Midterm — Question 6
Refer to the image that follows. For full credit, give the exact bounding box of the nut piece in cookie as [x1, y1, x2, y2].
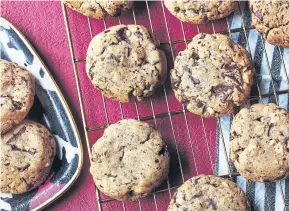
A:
[86, 25, 167, 102]
[164, 0, 237, 24]
[0, 59, 35, 134]
[64, 0, 133, 19]
[168, 175, 250, 211]
[230, 103, 289, 182]
[90, 119, 170, 201]
[249, 0, 289, 48]
[170, 33, 253, 117]
[1, 120, 56, 194]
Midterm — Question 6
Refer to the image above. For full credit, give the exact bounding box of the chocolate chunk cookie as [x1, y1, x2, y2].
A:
[230, 103, 289, 182]
[164, 0, 237, 24]
[168, 175, 250, 211]
[171, 33, 253, 117]
[1, 120, 56, 194]
[0, 59, 35, 134]
[90, 119, 170, 201]
[86, 25, 167, 102]
[249, 0, 289, 48]
[64, 0, 133, 19]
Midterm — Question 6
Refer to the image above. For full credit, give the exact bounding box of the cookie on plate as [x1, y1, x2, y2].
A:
[168, 175, 250, 211]
[86, 25, 167, 102]
[1, 120, 56, 194]
[230, 103, 289, 182]
[90, 119, 170, 201]
[170, 33, 253, 117]
[64, 0, 133, 19]
[249, 0, 289, 48]
[164, 0, 237, 24]
[0, 59, 35, 134]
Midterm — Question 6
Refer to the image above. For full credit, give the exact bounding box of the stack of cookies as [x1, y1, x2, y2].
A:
[0, 59, 56, 194]
[63, 0, 289, 210]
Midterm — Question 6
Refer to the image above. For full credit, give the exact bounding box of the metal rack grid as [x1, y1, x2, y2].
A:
[61, 1, 289, 211]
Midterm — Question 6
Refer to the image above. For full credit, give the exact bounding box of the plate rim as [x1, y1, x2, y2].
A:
[0, 17, 84, 211]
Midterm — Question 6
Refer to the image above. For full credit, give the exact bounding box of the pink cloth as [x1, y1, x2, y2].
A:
[2, 1, 220, 210]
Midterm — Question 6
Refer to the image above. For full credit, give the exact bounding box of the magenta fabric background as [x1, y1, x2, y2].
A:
[1, 1, 226, 210]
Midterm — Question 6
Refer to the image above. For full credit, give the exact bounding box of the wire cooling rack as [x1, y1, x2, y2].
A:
[61, 1, 289, 211]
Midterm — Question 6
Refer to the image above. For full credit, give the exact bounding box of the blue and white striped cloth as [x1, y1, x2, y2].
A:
[216, 2, 289, 211]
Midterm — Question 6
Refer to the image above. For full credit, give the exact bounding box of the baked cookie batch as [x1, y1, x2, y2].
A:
[0, 59, 56, 194]
[1, 0, 288, 210]
[67, 0, 288, 209]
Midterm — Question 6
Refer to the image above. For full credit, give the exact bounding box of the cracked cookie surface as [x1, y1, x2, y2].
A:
[170, 33, 253, 117]
[86, 24, 167, 102]
[1, 120, 56, 194]
[249, 0, 289, 48]
[164, 0, 237, 24]
[64, 0, 133, 19]
[230, 103, 289, 182]
[0, 59, 35, 134]
[168, 175, 249, 211]
[90, 119, 170, 201]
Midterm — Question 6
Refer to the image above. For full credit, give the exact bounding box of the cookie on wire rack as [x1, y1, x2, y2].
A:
[249, 0, 289, 48]
[90, 119, 170, 201]
[164, 0, 237, 24]
[168, 175, 250, 211]
[230, 103, 289, 182]
[170, 33, 253, 117]
[64, 0, 133, 19]
[0, 59, 35, 134]
[86, 24, 167, 103]
[1, 120, 56, 194]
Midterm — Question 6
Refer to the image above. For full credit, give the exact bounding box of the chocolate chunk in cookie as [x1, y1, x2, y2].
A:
[230, 103, 289, 182]
[249, 0, 289, 47]
[164, 1, 237, 24]
[86, 25, 167, 102]
[64, 0, 133, 19]
[0, 59, 35, 134]
[168, 175, 250, 211]
[1, 120, 56, 194]
[90, 119, 170, 201]
[170, 33, 253, 117]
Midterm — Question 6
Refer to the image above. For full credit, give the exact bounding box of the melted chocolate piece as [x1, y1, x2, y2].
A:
[134, 31, 144, 41]
[6, 127, 26, 144]
[267, 123, 273, 136]
[17, 164, 30, 172]
[116, 28, 131, 44]
[127, 47, 132, 56]
[183, 66, 200, 84]
[28, 148, 37, 155]
[212, 84, 233, 103]
[209, 183, 218, 188]
[110, 54, 120, 63]
[190, 75, 200, 85]
[183, 66, 191, 73]
[9, 144, 37, 155]
[207, 198, 217, 210]
[191, 193, 203, 199]
[194, 100, 204, 108]
[245, 169, 252, 174]
[20, 177, 33, 190]
[12, 101, 23, 110]
[221, 63, 243, 86]
[89, 7, 96, 13]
